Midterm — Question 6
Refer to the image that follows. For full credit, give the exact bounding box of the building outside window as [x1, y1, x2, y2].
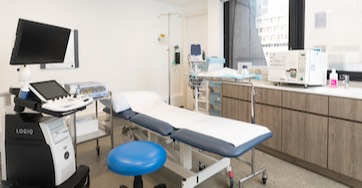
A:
[255, 0, 289, 64]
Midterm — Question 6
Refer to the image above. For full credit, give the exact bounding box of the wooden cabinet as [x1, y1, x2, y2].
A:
[254, 87, 282, 151]
[282, 109, 328, 167]
[328, 97, 362, 181]
[328, 118, 362, 181]
[222, 83, 251, 122]
[221, 83, 362, 186]
[255, 104, 282, 151]
[281, 91, 328, 167]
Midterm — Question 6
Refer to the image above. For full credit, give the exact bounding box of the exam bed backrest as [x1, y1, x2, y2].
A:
[171, 129, 273, 158]
[103, 107, 175, 136]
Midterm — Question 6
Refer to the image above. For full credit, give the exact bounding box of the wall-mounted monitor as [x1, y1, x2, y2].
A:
[10, 19, 71, 65]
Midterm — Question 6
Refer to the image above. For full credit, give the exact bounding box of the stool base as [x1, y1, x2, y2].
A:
[118, 175, 166, 188]
[134, 176, 143, 188]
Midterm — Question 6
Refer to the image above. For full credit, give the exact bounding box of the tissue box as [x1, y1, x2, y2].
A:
[74, 115, 99, 137]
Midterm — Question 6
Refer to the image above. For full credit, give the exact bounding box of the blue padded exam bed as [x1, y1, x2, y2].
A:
[106, 91, 272, 188]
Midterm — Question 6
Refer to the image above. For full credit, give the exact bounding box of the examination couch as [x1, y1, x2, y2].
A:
[104, 91, 272, 188]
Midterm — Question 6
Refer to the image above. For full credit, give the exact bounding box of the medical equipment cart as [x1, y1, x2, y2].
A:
[75, 92, 114, 155]
[188, 74, 209, 113]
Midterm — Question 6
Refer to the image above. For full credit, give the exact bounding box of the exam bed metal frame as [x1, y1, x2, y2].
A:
[106, 82, 271, 188]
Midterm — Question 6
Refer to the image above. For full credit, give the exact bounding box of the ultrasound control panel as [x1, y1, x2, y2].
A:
[41, 94, 93, 112]
[28, 80, 93, 112]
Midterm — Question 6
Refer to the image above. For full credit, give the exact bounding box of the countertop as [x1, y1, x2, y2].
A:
[226, 80, 362, 100]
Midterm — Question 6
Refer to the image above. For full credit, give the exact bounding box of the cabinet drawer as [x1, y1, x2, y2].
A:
[255, 87, 282, 106]
[329, 97, 362, 122]
[209, 92, 221, 105]
[282, 91, 328, 115]
[209, 81, 222, 90]
[209, 103, 221, 111]
[222, 83, 250, 100]
[328, 118, 362, 180]
[209, 109, 221, 116]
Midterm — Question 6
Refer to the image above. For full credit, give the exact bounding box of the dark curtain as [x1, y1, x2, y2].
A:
[227, 0, 267, 69]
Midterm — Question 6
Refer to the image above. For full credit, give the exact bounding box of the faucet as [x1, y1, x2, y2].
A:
[341, 74, 350, 88]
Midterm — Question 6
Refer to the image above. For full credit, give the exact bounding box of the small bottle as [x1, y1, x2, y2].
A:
[18, 83, 30, 99]
[329, 69, 338, 88]
[14, 83, 30, 112]
[241, 65, 249, 77]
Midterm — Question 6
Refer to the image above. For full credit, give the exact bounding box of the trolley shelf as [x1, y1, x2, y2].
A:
[76, 126, 110, 144]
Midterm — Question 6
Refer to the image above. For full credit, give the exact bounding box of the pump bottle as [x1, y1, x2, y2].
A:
[329, 69, 338, 88]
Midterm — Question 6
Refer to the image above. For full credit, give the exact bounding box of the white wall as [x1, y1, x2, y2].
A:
[0, 0, 182, 99]
[180, 0, 224, 109]
[208, 0, 224, 57]
[0, 1, 225, 114]
[0, 0, 186, 129]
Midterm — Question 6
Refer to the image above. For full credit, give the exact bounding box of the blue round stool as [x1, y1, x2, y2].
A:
[107, 141, 167, 188]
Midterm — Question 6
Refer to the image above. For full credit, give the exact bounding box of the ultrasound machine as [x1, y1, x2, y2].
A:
[2, 18, 92, 187]
[2, 80, 93, 187]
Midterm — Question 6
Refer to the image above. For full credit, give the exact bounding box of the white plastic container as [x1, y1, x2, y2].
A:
[241, 65, 249, 77]
[329, 68, 338, 88]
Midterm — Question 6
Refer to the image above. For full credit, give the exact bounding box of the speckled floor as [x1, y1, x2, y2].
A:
[0, 119, 349, 188]
[76, 121, 349, 188]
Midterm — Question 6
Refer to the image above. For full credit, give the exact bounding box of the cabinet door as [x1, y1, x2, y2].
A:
[222, 97, 250, 122]
[328, 118, 362, 181]
[255, 104, 282, 151]
[282, 109, 328, 167]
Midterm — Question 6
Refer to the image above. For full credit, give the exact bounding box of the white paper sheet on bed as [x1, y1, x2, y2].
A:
[121, 91, 271, 147]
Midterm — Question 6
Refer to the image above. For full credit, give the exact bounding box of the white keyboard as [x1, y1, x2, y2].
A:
[41, 95, 93, 112]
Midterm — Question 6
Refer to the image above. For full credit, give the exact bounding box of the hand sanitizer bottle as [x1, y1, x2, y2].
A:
[329, 69, 338, 88]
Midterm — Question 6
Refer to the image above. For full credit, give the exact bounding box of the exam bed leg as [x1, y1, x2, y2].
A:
[238, 148, 268, 188]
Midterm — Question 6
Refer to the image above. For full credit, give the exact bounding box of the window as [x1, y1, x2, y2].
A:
[305, 0, 362, 72]
[256, 0, 289, 61]
[224, 0, 290, 68]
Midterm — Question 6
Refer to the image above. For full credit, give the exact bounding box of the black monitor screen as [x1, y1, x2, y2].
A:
[10, 19, 71, 65]
[30, 80, 69, 100]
